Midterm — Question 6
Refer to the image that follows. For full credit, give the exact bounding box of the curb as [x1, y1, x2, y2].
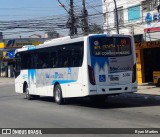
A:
[138, 86, 155, 90]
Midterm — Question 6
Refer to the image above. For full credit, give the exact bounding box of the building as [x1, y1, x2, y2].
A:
[102, 0, 160, 84]
[44, 31, 60, 39]
[0, 31, 60, 77]
[0, 38, 46, 77]
[102, 0, 160, 36]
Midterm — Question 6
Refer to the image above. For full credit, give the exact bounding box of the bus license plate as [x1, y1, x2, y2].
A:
[110, 77, 119, 81]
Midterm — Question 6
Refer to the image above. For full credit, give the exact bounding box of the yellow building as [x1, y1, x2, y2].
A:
[136, 41, 160, 84]
[0, 42, 5, 59]
[0, 42, 5, 48]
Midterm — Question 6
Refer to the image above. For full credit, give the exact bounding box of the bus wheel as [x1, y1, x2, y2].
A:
[54, 84, 64, 105]
[25, 85, 32, 100]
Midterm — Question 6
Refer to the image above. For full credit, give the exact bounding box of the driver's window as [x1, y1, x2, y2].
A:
[15, 53, 21, 72]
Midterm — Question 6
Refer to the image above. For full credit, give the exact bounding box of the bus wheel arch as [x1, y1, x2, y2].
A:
[54, 83, 64, 105]
[23, 81, 28, 93]
[23, 81, 32, 100]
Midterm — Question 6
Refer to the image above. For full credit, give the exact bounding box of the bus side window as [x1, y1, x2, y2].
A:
[15, 53, 21, 71]
[63, 58, 68, 67]
[50, 47, 58, 68]
[57, 47, 66, 68]
[37, 49, 49, 69]
[52, 57, 58, 68]
[72, 50, 81, 67]
[16, 58, 21, 71]
[14, 53, 21, 78]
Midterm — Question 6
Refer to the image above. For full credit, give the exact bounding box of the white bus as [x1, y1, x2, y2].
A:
[15, 34, 137, 104]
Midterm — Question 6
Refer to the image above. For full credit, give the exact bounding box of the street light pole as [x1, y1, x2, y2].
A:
[113, 0, 119, 34]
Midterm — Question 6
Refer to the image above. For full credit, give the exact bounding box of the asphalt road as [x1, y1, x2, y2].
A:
[0, 82, 160, 137]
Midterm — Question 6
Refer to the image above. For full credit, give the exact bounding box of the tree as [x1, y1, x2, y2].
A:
[85, 24, 103, 35]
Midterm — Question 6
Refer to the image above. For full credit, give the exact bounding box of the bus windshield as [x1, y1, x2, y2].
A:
[91, 37, 131, 57]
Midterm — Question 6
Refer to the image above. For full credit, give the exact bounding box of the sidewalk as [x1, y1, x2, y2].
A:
[137, 83, 160, 96]
[0, 77, 14, 85]
[0, 77, 160, 95]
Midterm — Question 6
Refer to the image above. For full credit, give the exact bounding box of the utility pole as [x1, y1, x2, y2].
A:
[113, 0, 119, 34]
[57, 0, 77, 36]
[82, 0, 88, 34]
[69, 0, 77, 36]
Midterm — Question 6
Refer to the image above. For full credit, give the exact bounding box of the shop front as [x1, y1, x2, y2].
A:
[136, 41, 160, 84]
[0, 38, 45, 77]
[0, 42, 9, 77]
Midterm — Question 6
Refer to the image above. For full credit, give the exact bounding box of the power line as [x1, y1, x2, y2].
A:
[1, 0, 153, 38]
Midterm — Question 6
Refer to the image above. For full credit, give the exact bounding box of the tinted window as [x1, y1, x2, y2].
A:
[15, 53, 21, 71]
[50, 42, 84, 68]
[21, 41, 84, 70]
[21, 51, 37, 69]
[49, 47, 58, 68]
[37, 49, 50, 69]
[91, 37, 131, 57]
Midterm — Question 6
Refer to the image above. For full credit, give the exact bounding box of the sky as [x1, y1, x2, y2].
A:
[0, 0, 103, 38]
[0, 0, 65, 20]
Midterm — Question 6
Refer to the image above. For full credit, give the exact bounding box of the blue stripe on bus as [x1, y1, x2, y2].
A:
[52, 80, 76, 85]
[28, 69, 36, 81]
[28, 46, 36, 50]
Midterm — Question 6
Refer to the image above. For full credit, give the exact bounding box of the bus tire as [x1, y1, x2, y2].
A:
[54, 84, 64, 105]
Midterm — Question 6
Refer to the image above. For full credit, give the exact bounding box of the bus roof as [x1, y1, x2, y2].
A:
[15, 36, 85, 53]
[15, 34, 132, 53]
[43, 36, 84, 45]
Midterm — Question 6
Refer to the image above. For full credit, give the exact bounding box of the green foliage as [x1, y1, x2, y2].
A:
[85, 24, 103, 35]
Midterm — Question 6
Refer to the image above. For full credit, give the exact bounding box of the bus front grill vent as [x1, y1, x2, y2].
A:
[109, 88, 122, 91]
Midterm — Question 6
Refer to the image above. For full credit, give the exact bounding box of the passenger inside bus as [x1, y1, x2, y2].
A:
[63, 59, 68, 67]
[42, 62, 47, 68]
[52, 58, 58, 68]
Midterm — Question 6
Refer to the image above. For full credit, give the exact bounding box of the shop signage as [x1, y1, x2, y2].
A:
[5, 40, 42, 47]
[144, 12, 160, 33]
[136, 41, 160, 49]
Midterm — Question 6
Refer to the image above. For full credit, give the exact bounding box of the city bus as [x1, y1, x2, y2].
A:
[14, 34, 137, 104]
